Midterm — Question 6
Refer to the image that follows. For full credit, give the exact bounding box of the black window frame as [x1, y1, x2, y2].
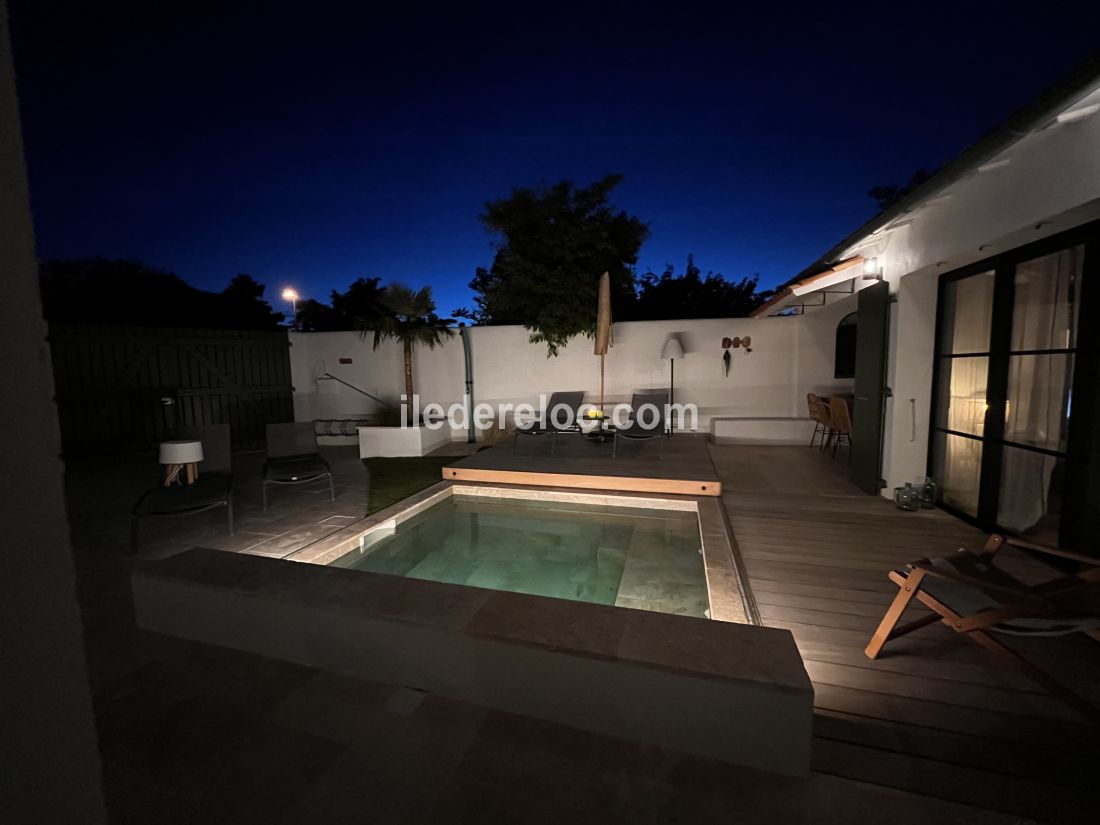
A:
[929, 218, 1100, 549]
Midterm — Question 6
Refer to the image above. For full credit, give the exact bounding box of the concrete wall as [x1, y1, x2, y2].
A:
[133, 548, 814, 777]
[0, 4, 108, 820]
[289, 315, 842, 438]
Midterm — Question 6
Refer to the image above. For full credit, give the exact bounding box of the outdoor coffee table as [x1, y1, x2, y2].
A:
[582, 418, 616, 444]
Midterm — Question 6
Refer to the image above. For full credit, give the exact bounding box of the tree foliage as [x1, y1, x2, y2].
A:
[297, 277, 386, 331]
[867, 167, 935, 212]
[460, 174, 649, 356]
[39, 258, 284, 329]
[365, 283, 454, 423]
[633, 255, 772, 320]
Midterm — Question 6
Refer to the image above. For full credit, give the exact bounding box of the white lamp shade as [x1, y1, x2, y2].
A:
[159, 439, 204, 464]
[660, 336, 684, 360]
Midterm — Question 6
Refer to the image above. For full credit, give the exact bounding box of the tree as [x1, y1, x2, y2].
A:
[38, 258, 285, 330]
[331, 277, 386, 329]
[633, 255, 773, 320]
[365, 283, 454, 424]
[218, 274, 285, 329]
[297, 277, 386, 332]
[867, 167, 935, 212]
[295, 298, 345, 332]
[460, 174, 649, 355]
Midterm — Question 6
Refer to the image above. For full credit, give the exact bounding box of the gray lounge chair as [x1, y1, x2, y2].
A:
[131, 423, 233, 550]
[512, 391, 586, 455]
[262, 422, 335, 510]
[612, 392, 668, 458]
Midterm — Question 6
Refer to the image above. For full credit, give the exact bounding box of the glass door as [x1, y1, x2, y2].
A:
[995, 246, 1082, 541]
[933, 270, 995, 517]
[932, 225, 1095, 547]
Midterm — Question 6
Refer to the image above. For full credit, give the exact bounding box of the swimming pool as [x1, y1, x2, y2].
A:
[286, 483, 752, 624]
[329, 494, 710, 617]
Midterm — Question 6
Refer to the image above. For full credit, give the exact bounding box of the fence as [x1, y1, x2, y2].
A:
[48, 324, 294, 465]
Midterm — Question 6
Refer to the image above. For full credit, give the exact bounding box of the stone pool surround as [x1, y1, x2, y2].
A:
[132, 547, 813, 776]
[285, 481, 755, 624]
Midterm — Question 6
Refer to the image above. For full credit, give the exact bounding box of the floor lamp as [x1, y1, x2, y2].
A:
[660, 335, 683, 435]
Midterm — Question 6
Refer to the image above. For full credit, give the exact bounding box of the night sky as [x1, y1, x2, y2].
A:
[11, 1, 1100, 315]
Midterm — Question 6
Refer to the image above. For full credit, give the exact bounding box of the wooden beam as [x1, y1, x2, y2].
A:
[750, 255, 866, 318]
[442, 466, 721, 496]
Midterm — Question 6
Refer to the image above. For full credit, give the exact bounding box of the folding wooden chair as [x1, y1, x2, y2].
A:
[865, 533, 1100, 721]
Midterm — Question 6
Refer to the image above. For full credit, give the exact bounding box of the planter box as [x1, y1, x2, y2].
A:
[358, 424, 454, 457]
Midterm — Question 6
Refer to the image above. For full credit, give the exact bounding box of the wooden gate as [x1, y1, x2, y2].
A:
[48, 324, 294, 465]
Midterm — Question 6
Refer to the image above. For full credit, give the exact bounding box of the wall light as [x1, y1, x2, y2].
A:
[862, 257, 883, 280]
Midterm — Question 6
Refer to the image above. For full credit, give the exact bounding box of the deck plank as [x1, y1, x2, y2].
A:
[710, 444, 1100, 818]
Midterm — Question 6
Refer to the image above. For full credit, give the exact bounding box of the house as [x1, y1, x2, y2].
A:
[752, 55, 1100, 551]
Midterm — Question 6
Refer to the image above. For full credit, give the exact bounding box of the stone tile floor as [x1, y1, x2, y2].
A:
[99, 633, 1030, 825]
[66, 444, 1042, 824]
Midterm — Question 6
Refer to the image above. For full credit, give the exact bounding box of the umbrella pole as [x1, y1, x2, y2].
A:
[600, 353, 605, 411]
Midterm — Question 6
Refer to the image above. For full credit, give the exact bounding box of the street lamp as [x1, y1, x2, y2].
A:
[281, 287, 299, 329]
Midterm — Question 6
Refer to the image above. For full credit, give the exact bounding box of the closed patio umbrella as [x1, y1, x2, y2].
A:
[594, 271, 613, 411]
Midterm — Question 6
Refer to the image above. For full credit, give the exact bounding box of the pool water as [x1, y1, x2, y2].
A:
[331, 495, 709, 617]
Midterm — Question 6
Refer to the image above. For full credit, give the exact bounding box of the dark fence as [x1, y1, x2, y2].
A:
[48, 324, 294, 465]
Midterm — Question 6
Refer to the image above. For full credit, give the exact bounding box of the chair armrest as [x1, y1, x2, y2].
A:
[1002, 536, 1100, 566]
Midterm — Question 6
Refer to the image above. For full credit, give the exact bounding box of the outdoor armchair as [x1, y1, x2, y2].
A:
[131, 423, 233, 550]
[512, 391, 586, 455]
[262, 422, 335, 510]
[866, 533, 1100, 721]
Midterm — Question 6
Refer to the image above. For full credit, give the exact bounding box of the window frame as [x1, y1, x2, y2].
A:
[929, 219, 1100, 546]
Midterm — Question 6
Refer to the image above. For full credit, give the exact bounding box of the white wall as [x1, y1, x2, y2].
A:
[288, 330, 466, 427]
[842, 84, 1100, 494]
[290, 316, 814, 438]
[794, 290, 858, 405]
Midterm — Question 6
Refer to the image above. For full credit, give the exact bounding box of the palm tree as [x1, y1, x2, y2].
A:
[363, 283, 454, 425]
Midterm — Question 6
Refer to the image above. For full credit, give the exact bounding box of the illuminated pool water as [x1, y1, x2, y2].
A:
[330, 494, 709, 617]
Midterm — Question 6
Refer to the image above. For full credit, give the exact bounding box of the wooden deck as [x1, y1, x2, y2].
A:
[445, 432, 720, 496]
[712, 444, 1100, 824]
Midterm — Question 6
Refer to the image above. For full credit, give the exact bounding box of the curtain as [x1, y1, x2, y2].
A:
[997, 246, 1081, 534]
[941, 272, 994, 515]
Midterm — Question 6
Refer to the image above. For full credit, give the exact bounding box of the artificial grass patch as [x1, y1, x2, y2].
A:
[362, 456, 455, 515]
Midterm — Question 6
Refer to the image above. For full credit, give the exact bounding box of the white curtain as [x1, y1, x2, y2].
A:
[942, 272, 994, 516]
[997, 246, 1081, 533]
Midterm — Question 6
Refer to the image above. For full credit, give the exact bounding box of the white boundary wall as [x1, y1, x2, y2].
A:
[289, 314, 857, 442]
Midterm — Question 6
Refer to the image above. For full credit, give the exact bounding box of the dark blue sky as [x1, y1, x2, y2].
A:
[12, 1, 1100, 315]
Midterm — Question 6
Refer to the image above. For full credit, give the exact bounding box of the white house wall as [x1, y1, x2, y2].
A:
[855, 86, 1100, 495]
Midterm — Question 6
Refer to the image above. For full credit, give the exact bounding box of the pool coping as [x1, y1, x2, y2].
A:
[284, 480, 752, 625]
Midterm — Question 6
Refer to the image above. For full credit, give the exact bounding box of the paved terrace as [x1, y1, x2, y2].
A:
[66, 442, 1099, 823]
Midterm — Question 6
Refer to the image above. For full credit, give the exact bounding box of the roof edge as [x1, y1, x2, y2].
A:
[751, 256, 864, 318]
[779, 52, 1100, 290]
